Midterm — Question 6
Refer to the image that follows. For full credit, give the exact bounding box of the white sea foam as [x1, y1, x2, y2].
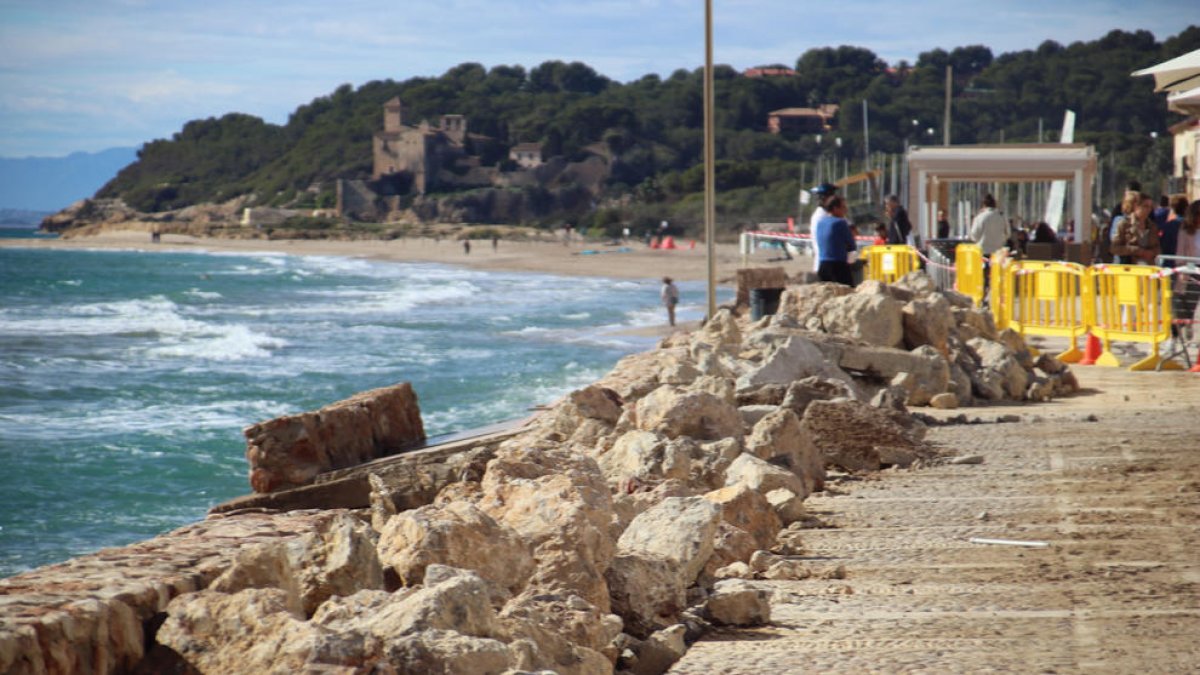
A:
[0, 398, 295, 440]
[0, 296, 205, 337]
[183, 288, 223, 300]
[562, 312, 591, 320]
[145, 324, 287, 361]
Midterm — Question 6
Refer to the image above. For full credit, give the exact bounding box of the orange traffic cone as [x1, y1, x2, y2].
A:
[1079, 332, 1102, 366]
[1189, 360, 1200, 373]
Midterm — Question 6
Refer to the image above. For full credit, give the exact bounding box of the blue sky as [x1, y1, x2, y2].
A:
[0, 0, 1193, 158]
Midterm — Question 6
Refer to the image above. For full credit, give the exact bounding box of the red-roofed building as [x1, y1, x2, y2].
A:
[767, 104, 840, 134]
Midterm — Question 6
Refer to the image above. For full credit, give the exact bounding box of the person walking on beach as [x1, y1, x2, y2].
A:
[463, 239, 471, 255]
[661, 276, 680, 327]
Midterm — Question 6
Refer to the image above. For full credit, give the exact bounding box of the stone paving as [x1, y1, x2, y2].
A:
[670, 370, 1200, 674]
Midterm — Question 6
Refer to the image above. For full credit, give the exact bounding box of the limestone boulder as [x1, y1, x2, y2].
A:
[819, 285, 905, 348]
[703, 485, 782, 550]
[376, 500, 534, 597]
[723, 453, 808, 499]
[156, 588, 358, 673]
[605, 497, 722, 637]
[528, 384, 624, 451]
[744, 409, 825, 495]
[702, 522, 760, 581]
[209, 511, 384, 617]
[801, 400, 930, 472]
[245, 382, 425, 493]
[968, 338, 1029, 401]
[780, 376, 861, 418]
[633, 385, 743, 442]
[891, 271, 937, 297]
[952, 306, 999, 342]
[598, 430, 693, 485]
[777, 283, 854, 328]
[902, 293, 955, 353]
[500, 590, 623, 659]
[611, 479, 697, 536]
[692, 307, 743, 352]
[478, 442, 615, 611]
[705, 579, 771, 627]
[598, 348, 690, 402]
[689, 374, 736, 405]
[736, 335, 857, 394]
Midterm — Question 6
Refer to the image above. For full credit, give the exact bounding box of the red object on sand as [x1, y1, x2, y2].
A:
[662, 236, 676, 249]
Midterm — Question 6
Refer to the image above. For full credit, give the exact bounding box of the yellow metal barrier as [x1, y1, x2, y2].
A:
[989, 255, 1013, 331]
[863, 245, 920, 284]
[1008, 261, 1089, 363]
[1088, 264, 1180, 371]
[954, 243, 984, 307]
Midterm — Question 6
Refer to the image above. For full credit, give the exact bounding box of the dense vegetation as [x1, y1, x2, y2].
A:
[98, 27, 1200, 234]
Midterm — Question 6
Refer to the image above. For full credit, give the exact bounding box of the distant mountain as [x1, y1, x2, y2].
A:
[0, 147, 138, 211]
[0, 208, 52, 226]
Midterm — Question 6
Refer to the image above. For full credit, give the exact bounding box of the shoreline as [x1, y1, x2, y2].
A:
[0, 229, 772, 284]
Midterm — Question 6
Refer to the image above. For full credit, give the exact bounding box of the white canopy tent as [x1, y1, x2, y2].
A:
[906, 144, 1099, 243]
[1133, 48, 1200, 93]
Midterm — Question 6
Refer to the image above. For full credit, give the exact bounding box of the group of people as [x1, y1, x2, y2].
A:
[808, 183, 916, 287]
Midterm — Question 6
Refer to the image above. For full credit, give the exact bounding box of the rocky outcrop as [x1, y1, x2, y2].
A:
[244, 382, 426, 493]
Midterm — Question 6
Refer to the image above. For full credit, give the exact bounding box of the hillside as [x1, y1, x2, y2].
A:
[90, 27, 1200, 236]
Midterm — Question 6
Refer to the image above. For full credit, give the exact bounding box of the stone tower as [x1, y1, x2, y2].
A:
[384, 97, 405, 133]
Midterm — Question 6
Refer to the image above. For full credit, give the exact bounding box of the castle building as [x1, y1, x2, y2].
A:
[372, 97, 474, 194]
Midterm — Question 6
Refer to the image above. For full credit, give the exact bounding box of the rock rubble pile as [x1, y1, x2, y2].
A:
[126, 272, 1078, 674]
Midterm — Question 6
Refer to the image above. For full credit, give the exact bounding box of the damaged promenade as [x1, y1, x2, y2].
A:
[2, 271, 1197, 674]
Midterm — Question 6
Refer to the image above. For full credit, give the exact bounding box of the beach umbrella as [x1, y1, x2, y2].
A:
[1132, 48, 1200, 93]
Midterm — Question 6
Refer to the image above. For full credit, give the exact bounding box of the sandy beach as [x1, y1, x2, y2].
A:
[0, 230, 796, 284]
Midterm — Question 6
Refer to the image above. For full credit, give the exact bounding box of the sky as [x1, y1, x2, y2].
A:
[0, 0, 1194, 158]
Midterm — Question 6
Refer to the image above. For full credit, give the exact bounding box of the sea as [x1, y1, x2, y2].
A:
[0, 230, 723, 578]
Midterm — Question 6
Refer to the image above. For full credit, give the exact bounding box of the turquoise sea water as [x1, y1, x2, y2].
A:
[0, 241, 720, 577]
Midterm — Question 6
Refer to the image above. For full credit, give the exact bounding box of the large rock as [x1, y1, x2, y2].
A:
[530, 384, 624, 450]
[209, 511, 384, 617]
[633, 385, 743, 442]
[702, 522, 760, 581]
[744, 409, 825, 495]
[703, 485, 782, 550]
[819, 284, 905, 348]
[245, 382, 425, 493]
[968, 338, 1030, 401]
[736, 335, 857, 393]
[376, 501, 534, 597]
[836, 343, 949, 407]
[692, 307, 743, 352]
[155, 588, 353, 673]
[723, 453, 808, 498]
[780, 376, 860, 417]
[902, 293, 955, 354]
[599, 430, 692, 485]
[478, 442, 616, 611]
[777, 283, 854, 329]
[605, 497, 721, 637]
[705, 579, 771, 626]
[800, 400, 930, 472]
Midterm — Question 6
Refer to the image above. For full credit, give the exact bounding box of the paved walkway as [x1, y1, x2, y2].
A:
[671, 368, 1200, 673]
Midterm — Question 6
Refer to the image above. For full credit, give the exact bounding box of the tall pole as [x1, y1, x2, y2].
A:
[943, 65, 952, 146]
[703, 0, 717, 319]
[862, 99, 872, 203]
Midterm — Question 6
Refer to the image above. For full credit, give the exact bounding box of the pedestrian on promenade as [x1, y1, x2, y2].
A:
[816, 195, 856, 287]
[1110, 192, 1159, 265]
